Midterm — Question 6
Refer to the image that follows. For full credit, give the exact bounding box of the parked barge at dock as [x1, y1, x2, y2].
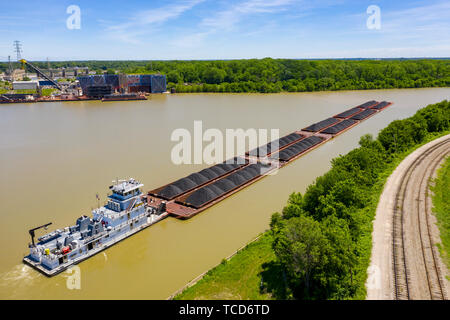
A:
[101, 93, 147, 102]
[23, 100, 392, 276]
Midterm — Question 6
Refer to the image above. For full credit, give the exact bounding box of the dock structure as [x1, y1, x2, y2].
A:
[146, 101, 393, 219]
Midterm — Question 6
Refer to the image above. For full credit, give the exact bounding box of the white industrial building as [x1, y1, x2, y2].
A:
[12, 80, 39, 90]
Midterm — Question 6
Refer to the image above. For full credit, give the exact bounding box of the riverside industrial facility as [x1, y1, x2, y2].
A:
[0, 59, 167, 104]
[77, 74, 167, 98]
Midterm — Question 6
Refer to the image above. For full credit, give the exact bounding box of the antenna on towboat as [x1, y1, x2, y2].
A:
[96, 193, 100, 208]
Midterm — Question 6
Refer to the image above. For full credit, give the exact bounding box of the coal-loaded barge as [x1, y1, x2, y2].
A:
[23, 100, 392, 276]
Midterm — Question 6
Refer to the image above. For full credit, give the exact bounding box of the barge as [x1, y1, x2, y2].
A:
[102, 93, 147, 102]
[23, 100, 392, 276]
[0, 93, 147, 104]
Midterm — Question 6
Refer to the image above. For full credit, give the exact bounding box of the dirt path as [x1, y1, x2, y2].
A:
[367, 134, 450, 300]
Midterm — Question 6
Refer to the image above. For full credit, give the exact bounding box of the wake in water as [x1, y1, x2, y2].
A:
[0, 264, 40, 298]
[1, 264, 36, 283]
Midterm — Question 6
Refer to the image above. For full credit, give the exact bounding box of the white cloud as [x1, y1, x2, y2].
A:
[380, 1, 450, 33]
[104, 0, 205, 43]
[201, 0, 296, 30]
[169, 31, 214, 48]
[169, 0, 298, 49]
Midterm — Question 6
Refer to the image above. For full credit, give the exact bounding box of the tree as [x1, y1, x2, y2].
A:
[378, 118, 427, 154]
[272, 215, 328, 298]
[167, 70, 182, 83]
[202, 67, 226, 84]
[320, 215, 358, 298]
[281, 192, 305, 219]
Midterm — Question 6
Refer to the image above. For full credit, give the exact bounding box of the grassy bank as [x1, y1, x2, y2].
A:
[174, 233, 283, 300]
[431, 156, 450, 273]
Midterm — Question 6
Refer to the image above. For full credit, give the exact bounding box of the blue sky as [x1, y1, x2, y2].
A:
[0, 0, 449, 60]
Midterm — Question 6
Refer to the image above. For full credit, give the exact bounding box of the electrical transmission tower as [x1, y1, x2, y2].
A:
[13, 40, 22, 61]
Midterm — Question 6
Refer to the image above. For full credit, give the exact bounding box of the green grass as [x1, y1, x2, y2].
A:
[0, 88, 56, 96]
[431, 155, 450, 273]
[13, 89, 37, 94]
[174, 233, 287, 300]
[41, 88, 56, 96]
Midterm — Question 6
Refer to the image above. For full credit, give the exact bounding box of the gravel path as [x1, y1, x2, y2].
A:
[367, 134, 450, 300]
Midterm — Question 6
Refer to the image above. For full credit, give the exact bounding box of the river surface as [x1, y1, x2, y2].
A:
[0, 88, 448, 299]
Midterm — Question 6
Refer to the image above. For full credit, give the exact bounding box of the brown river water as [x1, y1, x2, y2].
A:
[0, 88, 448, 299]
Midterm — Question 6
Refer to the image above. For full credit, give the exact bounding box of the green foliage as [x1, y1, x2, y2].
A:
[378, 118, 427, 154]
[431, 156, 450, 270]
[41, 88, 56, 96]
[272, 215, 328, 299]
[281, 192, 305, 219]
[2, 59, 447, 93]
[202, 67, 227, 84]
[13, 89, 36, 94]
[378, 100, 450, 155]
[167, 70, 182, 83]
[415, 101, 450, 133]
[271, 100, 450, 299]
[320, 215, 358, 299]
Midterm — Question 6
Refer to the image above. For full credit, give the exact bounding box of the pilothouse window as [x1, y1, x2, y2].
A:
[108, 201, 120, 211]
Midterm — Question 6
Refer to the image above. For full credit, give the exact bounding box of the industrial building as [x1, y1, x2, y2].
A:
[42, 67, 89, 79]
[12, 80, 39, 90]
[77, 74, 167, 97]
[4, 69, 26, 82]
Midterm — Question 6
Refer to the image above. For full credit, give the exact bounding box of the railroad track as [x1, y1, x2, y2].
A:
[421, 146, 449, 300]
[392, 138, 449, 300]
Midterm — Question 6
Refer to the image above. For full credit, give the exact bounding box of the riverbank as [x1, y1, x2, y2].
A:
[173, 100, 450, 300]
[173, 233, 280, 300]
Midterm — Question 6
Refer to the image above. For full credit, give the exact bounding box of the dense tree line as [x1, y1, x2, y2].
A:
[1, 59, 448, 93]
[270, 100, 450, 299]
